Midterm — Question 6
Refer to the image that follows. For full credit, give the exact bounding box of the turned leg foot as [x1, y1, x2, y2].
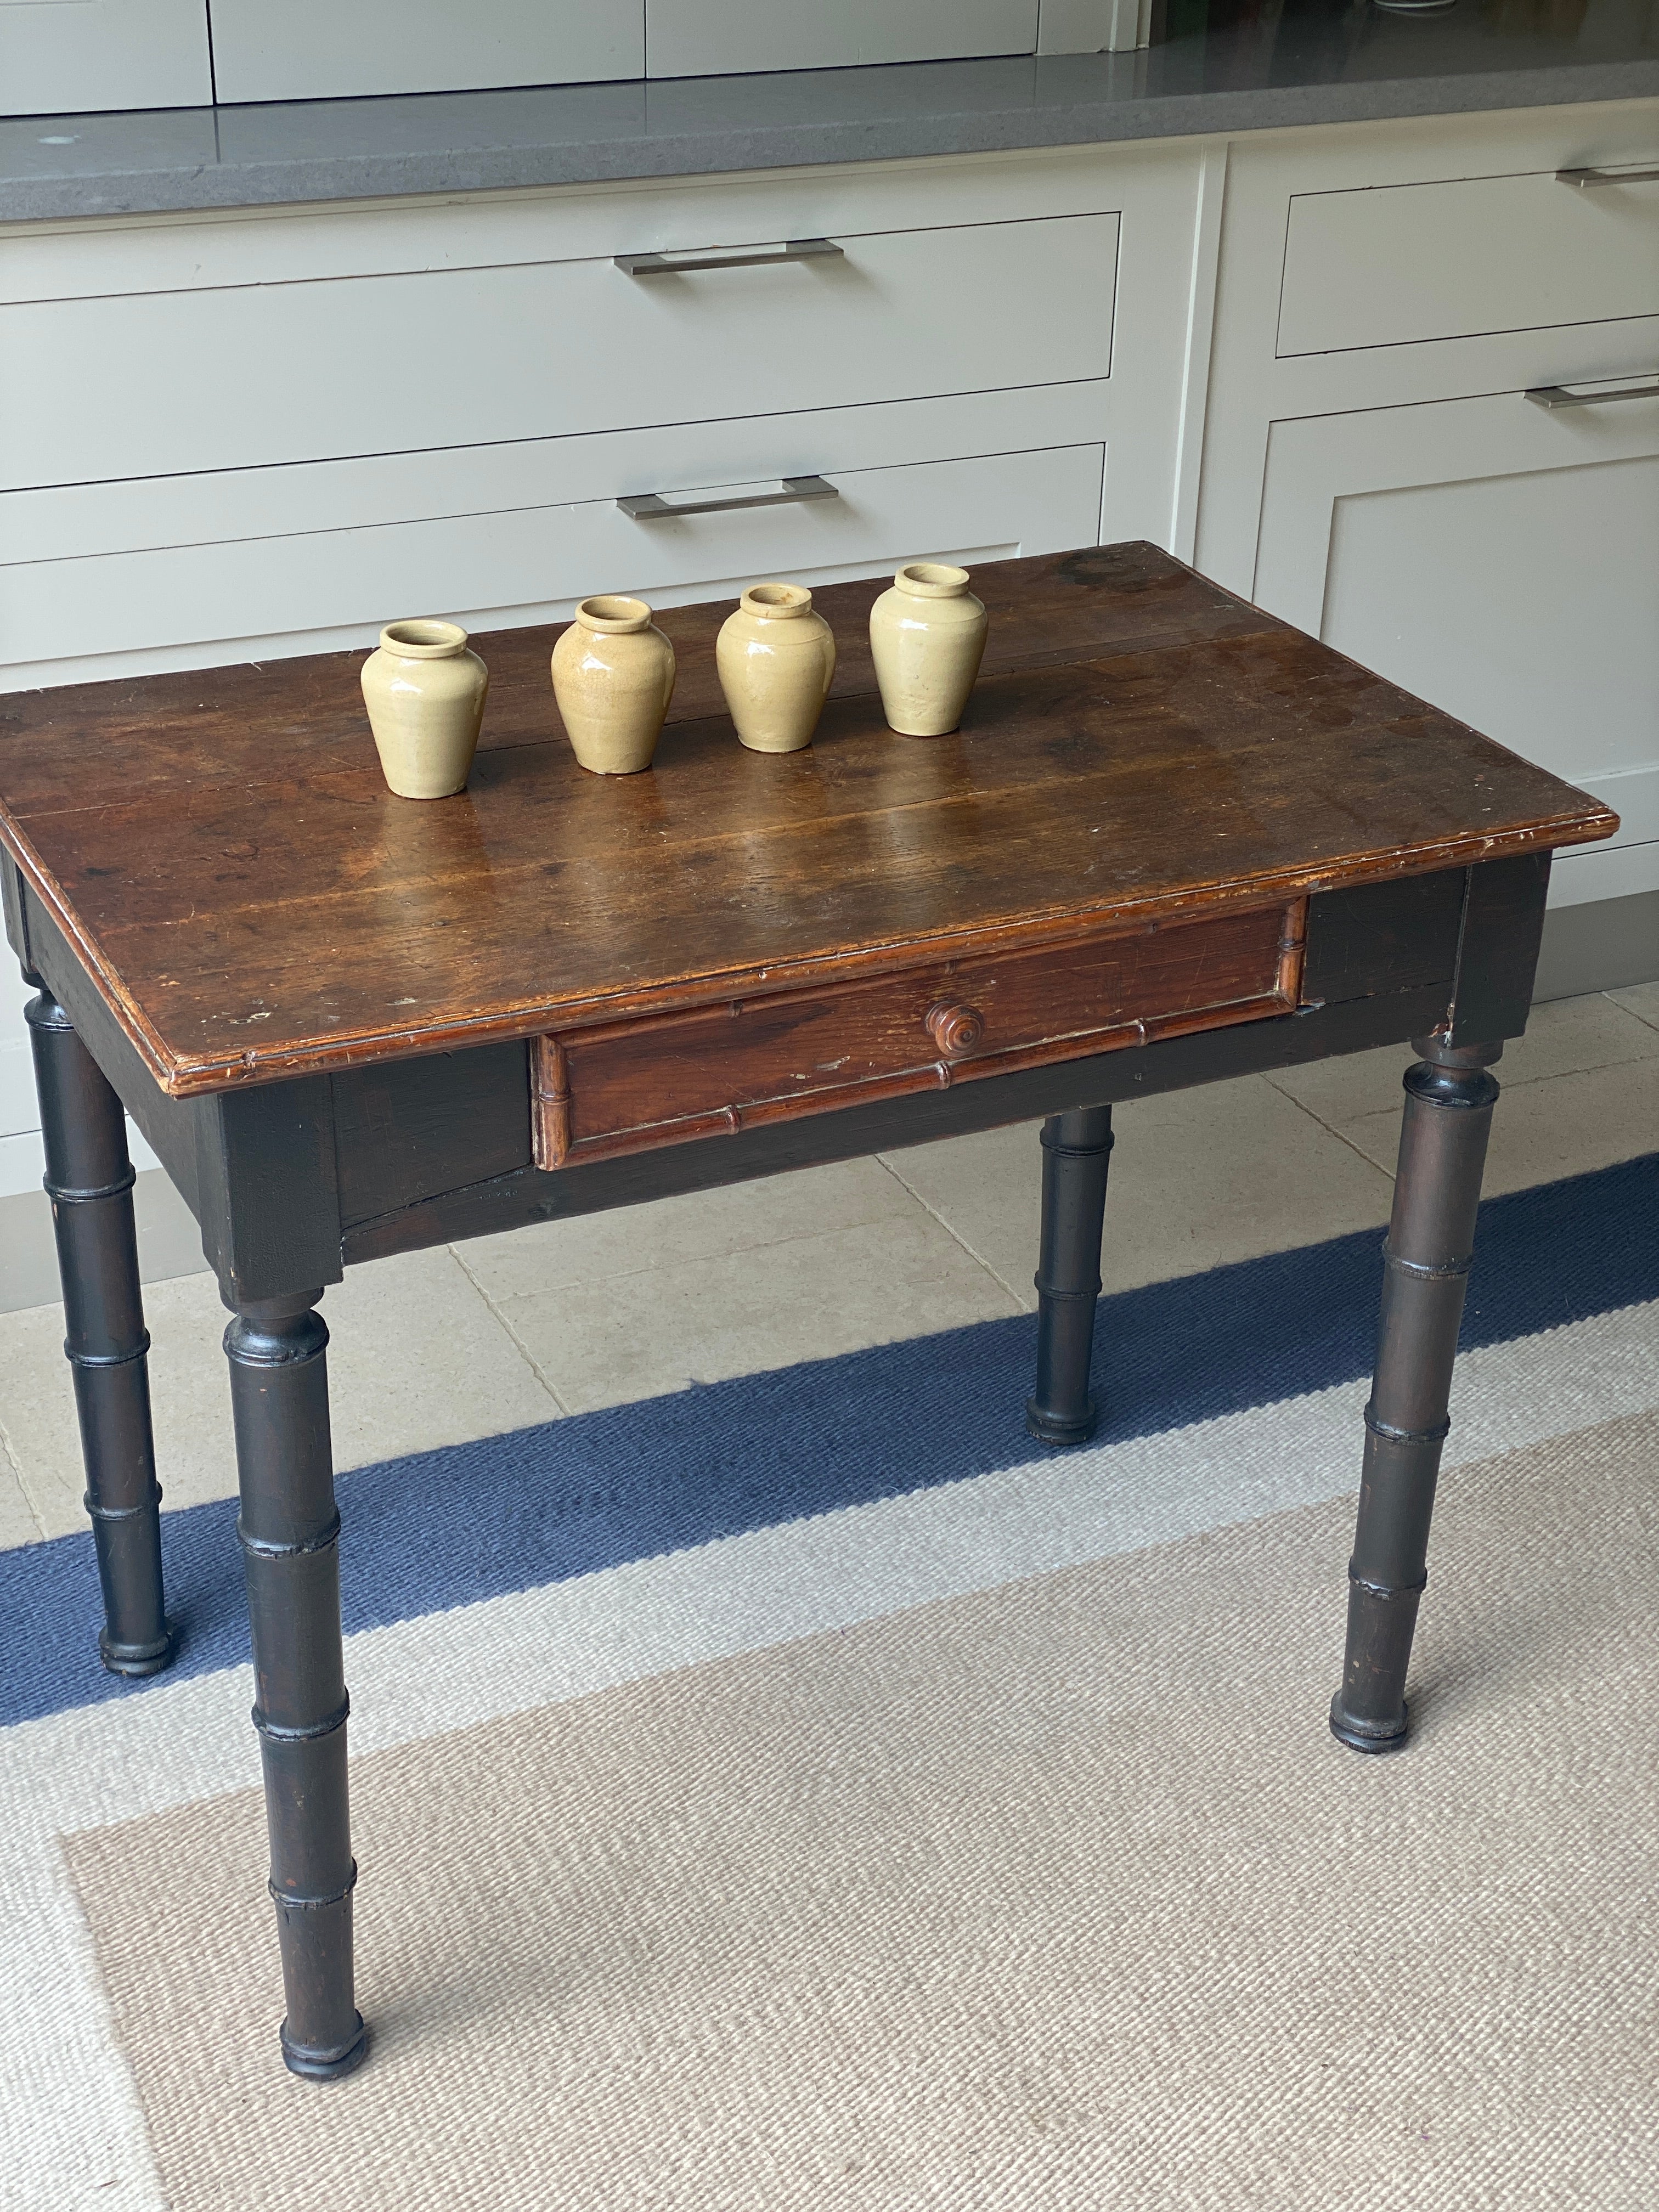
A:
[1330, 1036, 1501, 1754]
[1026, 1104, 1114, 1446]
[227, 1289, 367, 2080]
[26, 986, 173, 1675]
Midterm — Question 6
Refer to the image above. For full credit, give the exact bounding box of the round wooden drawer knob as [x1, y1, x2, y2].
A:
[926, 1000, 985, 1057]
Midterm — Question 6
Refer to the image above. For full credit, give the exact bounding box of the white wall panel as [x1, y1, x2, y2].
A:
[0, 952, 33, 1139]
[208, 1, 642, 105]
[1037, 0, 1136, 52]
[646, 1, 1036, 77]
[0, 0, 211, 118]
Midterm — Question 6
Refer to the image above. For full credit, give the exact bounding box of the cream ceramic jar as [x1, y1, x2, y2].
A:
[715, 583, 837, 754]
[551, 595, 676, 775]
[360, 619, 489, 799]
[868, 562, 989, 737]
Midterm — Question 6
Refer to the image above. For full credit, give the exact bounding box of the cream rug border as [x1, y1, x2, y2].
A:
[70, 1406, 1659, 2212]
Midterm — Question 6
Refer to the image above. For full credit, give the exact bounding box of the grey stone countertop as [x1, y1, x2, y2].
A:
[4, 2, 1658, 224]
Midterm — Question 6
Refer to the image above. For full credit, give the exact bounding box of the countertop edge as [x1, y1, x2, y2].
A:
[4, 58, 1659, 225]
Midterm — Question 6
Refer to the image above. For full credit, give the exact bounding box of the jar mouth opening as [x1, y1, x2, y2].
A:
[380, 618, 468, 657]
[896, 562, 970, 598]
[577, 595, 652, 634]
[741, 582, 812, 619]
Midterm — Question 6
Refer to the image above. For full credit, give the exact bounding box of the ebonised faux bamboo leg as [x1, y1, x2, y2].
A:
[25, 986, 173, 1676]
[226, 1289, 367, 2081]
[1330, 1035, 1502, 1754]
[1026, 1103, 1114, 1446]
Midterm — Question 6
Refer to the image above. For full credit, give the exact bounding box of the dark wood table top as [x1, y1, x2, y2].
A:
[0, 544, 1616, 1100]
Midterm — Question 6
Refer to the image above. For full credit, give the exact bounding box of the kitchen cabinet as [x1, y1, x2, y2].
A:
[0, 411, 1110, 679]
[6, 0, 1131, 119]
[2, 212, 1118, 490]
[1254, 387, 1659, 914]
[1276, 162, 1659, 354]
[207, 2, 639, 105]
[1197, 106, 1659, 940]
[1, 0, 211, 119]
[642, 2, 1038, 76]
[205, 0, 1117, 106]
[0, 142, 1197, 691]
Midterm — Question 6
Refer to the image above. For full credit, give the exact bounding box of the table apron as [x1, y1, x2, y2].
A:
[532, 896, 1307, 1171]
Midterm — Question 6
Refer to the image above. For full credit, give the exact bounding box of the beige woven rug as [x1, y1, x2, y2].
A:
[63, 1406, 1659, 2210]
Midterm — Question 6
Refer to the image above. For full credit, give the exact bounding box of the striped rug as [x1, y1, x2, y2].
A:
[4, 1155, 1656, 2210]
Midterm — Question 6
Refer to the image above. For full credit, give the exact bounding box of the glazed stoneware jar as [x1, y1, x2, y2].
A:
[716, 583, 837, 754]
[551, 595, 676, 775]
[868, 562, 989, 737]
[360, 619, 489, 799]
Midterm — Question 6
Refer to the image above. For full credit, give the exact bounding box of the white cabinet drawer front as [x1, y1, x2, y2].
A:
[1549, 759, 1659, 906]
[1, 383, 1109, 563]
[645, 0, 1036, 75]
[0, 215, 1118, 493]
[208, 1, 641, 103]
[1254, 392, 1659, 911]
[0, 0, 211, 117]
[1278, 168, 1659, 357]
[1, 439, 1105, 686]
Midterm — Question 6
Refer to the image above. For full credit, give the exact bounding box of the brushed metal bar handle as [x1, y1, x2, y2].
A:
[614, 237, 844, 276]
[618, 475, 840, 521]
[1525, 378, 1659, 409]
[1556, 165, 1659, 188]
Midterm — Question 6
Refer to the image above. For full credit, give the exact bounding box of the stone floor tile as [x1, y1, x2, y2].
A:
[1266, 991, 1659, 1132]
[0, 1447, 42, 1549]
[323, 1245, 565, 1469]
[1608, 980, 1659, 1035]
[489, 1210, 1020, 1416]
[878, 1121, 1040, 1307]
[456, 1156, 926, 1304]
[0, 1296, 112, 1542]
[1339, 1059, 1659, 1194]
[882, 1073, 1396, 1308]
[0, 1248, 561, 1543]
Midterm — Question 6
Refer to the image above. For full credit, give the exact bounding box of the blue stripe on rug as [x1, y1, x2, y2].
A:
[4, 1152, 1655, 1730]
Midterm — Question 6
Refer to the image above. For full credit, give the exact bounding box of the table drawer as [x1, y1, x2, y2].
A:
[533, 900, 1306, 1168]
[1277, 167, 1659, 357]
[2, 211, 1118, 493]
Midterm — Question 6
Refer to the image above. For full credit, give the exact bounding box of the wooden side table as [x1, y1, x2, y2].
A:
[1, 545, 1616, 2079]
